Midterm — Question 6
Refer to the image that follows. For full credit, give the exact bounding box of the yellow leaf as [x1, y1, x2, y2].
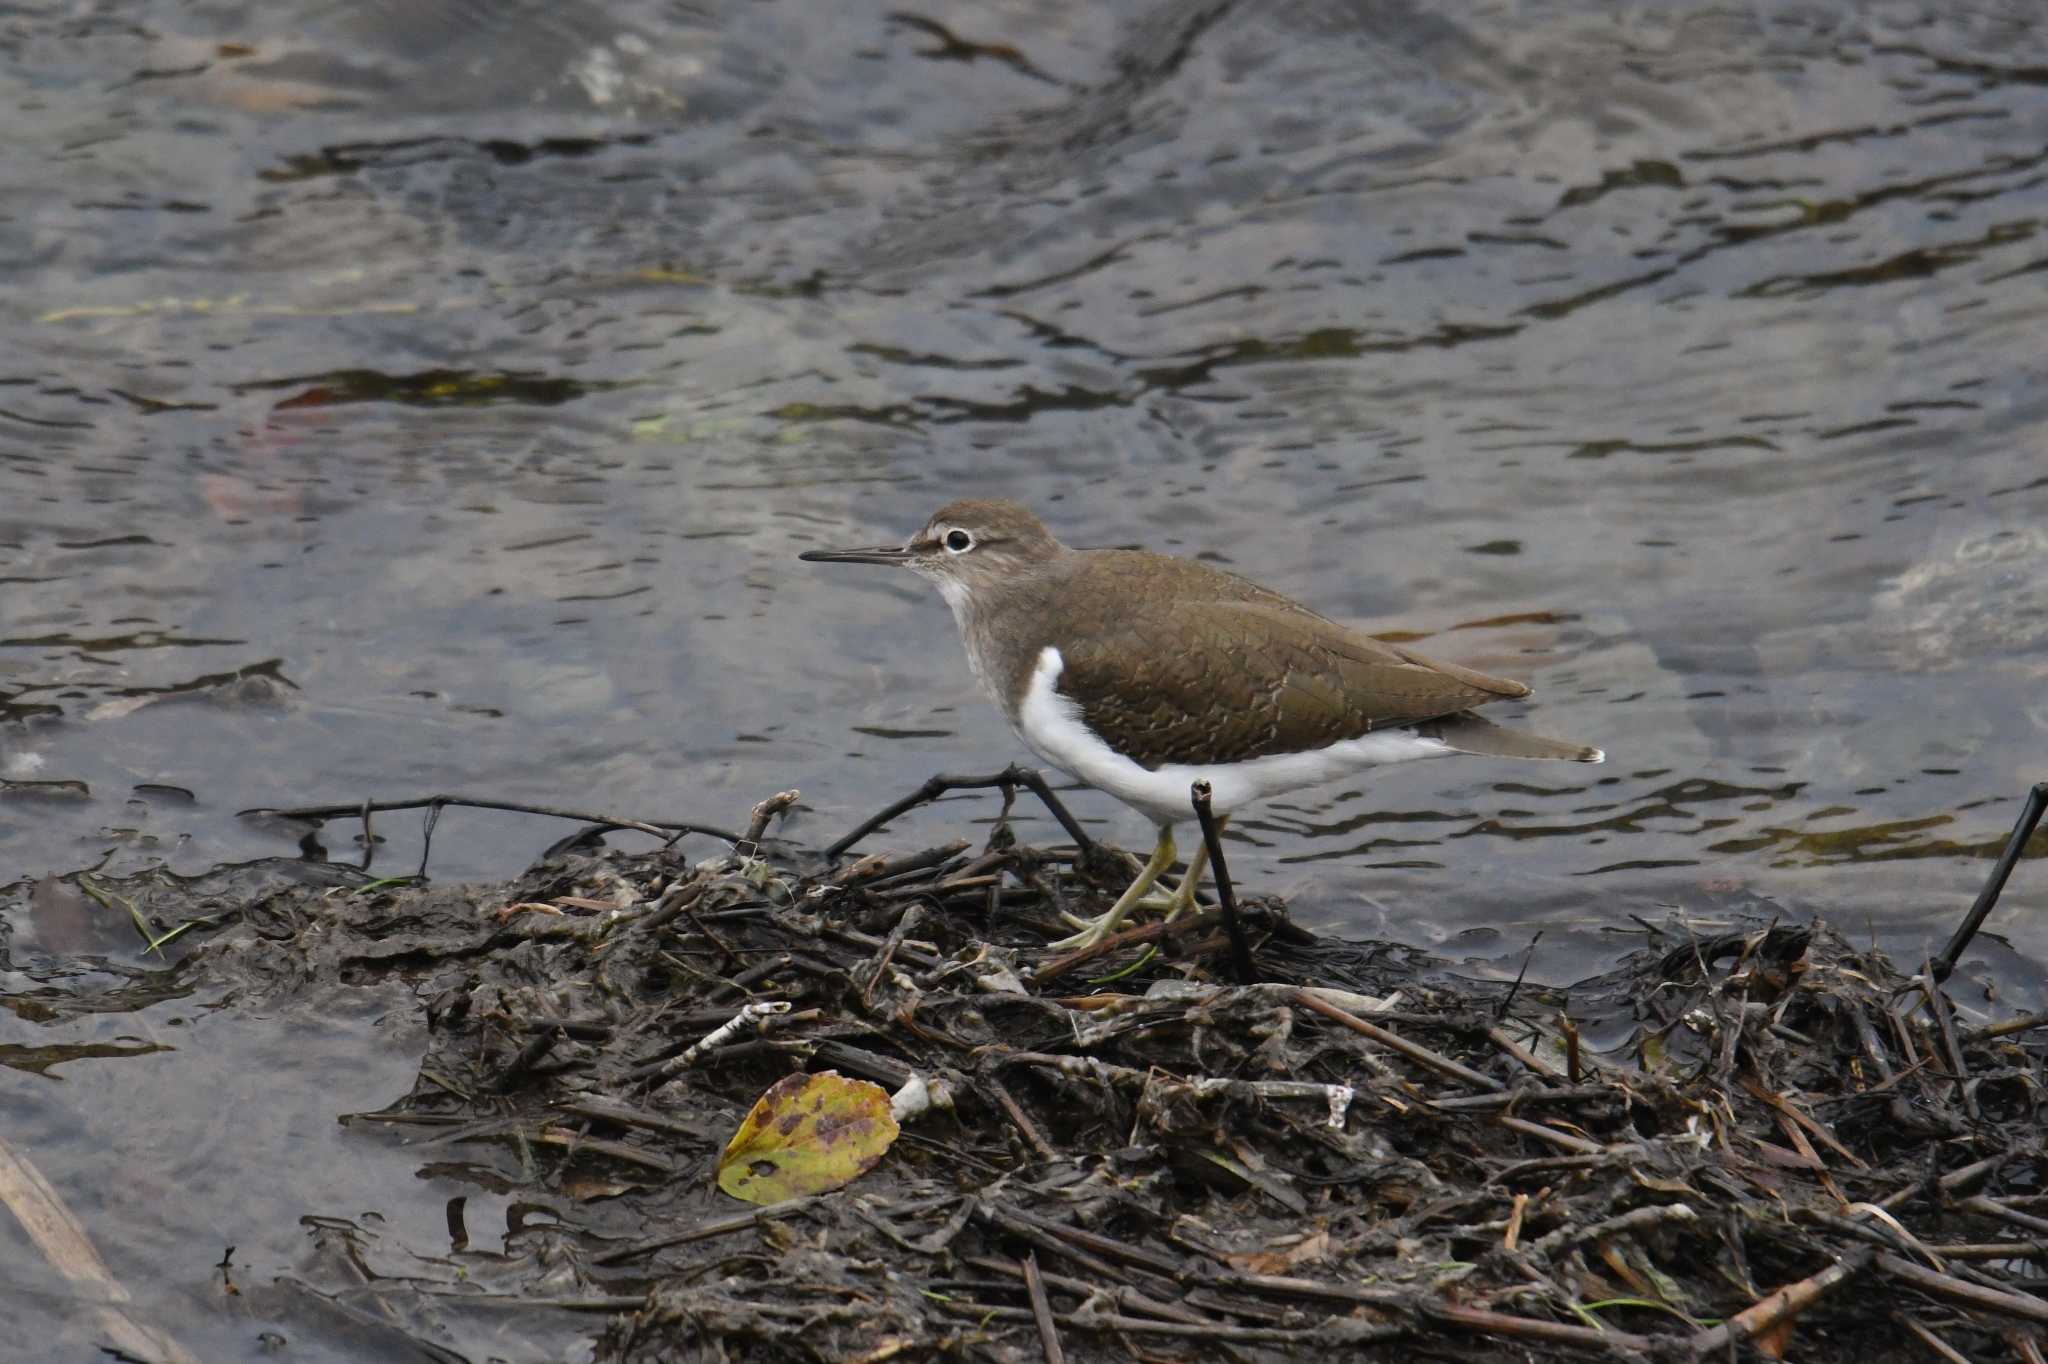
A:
[717, 1071, 899, 1205]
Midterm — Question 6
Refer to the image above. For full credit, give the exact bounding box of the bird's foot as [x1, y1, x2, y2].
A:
[1047, 912, 1120, 953]
[1050, 821, 1222, 952]
[1051, 879, 1208, 953]
[1155, 876, 1201, 925]
[1048, 881, 1200, 951]
[1058, 893, 1172, 928]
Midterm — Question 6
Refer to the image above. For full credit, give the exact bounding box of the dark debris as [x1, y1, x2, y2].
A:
[156, 791, 2048, 1362]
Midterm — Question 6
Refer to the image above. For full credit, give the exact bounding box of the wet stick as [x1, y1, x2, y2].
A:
[1933, 780, 2047, 981]
[824, 763, 1096, 859]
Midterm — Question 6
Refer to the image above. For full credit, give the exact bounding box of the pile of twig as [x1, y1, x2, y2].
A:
[215, 779, 2048, 1362]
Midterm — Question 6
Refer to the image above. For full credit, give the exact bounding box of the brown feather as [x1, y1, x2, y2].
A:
[1007, 553, 1535, 770]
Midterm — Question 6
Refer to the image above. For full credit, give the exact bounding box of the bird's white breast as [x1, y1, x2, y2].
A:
[934, 576, 994, 693]
[1014, 646, 1450, 826]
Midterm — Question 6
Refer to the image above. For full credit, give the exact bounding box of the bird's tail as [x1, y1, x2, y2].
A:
[1420, 712, 1604, 763]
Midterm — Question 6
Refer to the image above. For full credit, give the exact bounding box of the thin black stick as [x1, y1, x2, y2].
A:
[418, 799, 441, 881]
[243, 795, 742, 844]
[1934, 781, 2047, 982]
[1497, 931, 1542, 1020]
[495, 1026, 561, 1092]
[827, 765, 1094, 859]
[1190, 780, 1254, 984]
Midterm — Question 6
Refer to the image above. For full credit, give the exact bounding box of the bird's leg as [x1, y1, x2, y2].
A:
[1127, 841, 1205, 912]
[1050, 825, 1176, 951]
[1158, 815, 1226, 925]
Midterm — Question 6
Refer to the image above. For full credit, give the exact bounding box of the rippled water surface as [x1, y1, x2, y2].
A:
[4, 0, 2047, 1356]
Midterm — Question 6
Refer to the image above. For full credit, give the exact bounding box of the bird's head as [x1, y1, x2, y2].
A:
[799, 499, 1065, 600]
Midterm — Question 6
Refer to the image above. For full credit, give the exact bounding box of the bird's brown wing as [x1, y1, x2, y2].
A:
[1053, 600, 1528, 770]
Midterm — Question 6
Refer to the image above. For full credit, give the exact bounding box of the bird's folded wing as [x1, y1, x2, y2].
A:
[1054, 601, 1528, 769]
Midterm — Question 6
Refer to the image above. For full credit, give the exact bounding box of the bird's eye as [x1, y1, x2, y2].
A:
[944, 529, 973, 553]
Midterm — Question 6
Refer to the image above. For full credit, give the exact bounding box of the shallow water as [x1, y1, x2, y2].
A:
[3, 0, 2047, 1356]
[2, 979, 435, 1360]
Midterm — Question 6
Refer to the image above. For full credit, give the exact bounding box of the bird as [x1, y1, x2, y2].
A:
[800, 499, 1602, 950]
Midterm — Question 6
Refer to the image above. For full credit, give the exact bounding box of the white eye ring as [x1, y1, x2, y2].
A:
[943, 529, 973, 553]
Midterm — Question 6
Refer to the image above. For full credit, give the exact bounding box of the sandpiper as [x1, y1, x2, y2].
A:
[801, 500, 1602, 949]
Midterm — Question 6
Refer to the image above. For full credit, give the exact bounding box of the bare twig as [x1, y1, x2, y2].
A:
[1897, 1312, 1978, 1364]
[960, 1255, 1212, 1325]
[1917, 959, 1978, 1120]
[1962, 1010, 2048, 1044]
[931, 1299, 1401, 1346]
[1934, 781, 2047, 982]
[1880, 1156, 2002, 1213]
[827, 765, 1095, 859]
[1431, 1302, 1652, 1355]
[1879, 1251, 2048, 1324]
[1032, 905, 1234, 981]
[1528, 1202, 1698, 1259]
[1489, 1025, 1566, 1080]
[591, 1196, 824, 1266]
[1022, 1252, 1067, 1364]
[1294, 989, 1504, 1092]
[241, 792, 741, 866]
[1957, 1197, 2048, 1240]
[982, 1071, 1056, 1161]
[741, 789, 801, 846]
[1688, 1248, 1875, 1358]
[1495, 1114, 1606, 1156]
[1190, 779, 1254, 983]
[827, 840, 971, 888]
